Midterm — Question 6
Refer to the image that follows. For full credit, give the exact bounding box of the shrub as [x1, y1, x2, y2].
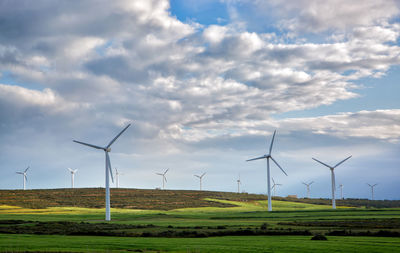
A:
[311, 234, 327, 240]
[260, 223, 268, 230]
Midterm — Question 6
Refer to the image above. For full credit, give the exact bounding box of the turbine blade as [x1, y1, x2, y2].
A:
[164, 176, 167, 183]
[272, 177, 275, 184]
[310, 181, 314, 185]
[16, 172, 23, 174]
[156, 173, 163, 176]
[106, 124, 131, 148]
[164, 168, 169, 175]
[333, 155, 352, 168]
[73, 140, 104, 150]
[67, 168, 72, 172]
[270, 156, 288, 176]
[302, 182, 307, 186]
[367, 183, 372, 187]
[373, 184, 378, 187]
[106, 152, 114, 183]
[24, 175, 28, 182]
[201, 172, 206, 178]
[74, 169, 78, 173]
[312, 158, 332, 168]
[246, 155, 266, 162]
[194, 175, 200, 178]
[269, 130, 276, 155]
[24, 166, 30, 173]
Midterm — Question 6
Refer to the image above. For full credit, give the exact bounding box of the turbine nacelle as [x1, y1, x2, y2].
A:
[105, 147, 111, 152]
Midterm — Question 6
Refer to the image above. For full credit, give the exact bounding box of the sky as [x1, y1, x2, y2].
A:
[0, 0, 399, 200]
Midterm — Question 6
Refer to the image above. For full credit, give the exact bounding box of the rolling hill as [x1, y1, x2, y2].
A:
[1, 188, 399, 210]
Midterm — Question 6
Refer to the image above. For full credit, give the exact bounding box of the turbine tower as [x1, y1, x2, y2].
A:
[271, 177, 282, 197]
[302, 181, 314, 198]
[236, 174, 241, 193]
[115, 168, 123, 188]
[338, 184, 344, 199]
[67, 168, 78, 188]
[16, 166, 29, 190]
[246, 130, 288, 211]
[156, 169, 169, 189]
[73, 124, 131, 221]
[194, 172, 206, 191]
[367, 183, 378, 200]
[312, 155, 352, 209]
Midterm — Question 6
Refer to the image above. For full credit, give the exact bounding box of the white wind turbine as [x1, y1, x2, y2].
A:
[312, 155, 352, 209]
[67, 168, 78, 188]
[73, 124, 131, 221]
[338, 184, 344, 199]
[246, 130, 288, 211]
[194, 172, 206, 191]
[236, 174, 241, 193]
[156, 169, 169, 190]
[115, 168, 123, 188]
[302, 181, 314, 198]
[367, 183, 378, 200]
[16, 166, 30, 190]
[271, 177, 282, 197]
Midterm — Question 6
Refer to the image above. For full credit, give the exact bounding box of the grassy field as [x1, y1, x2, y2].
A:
[0, 188, 399, 252]
[1, 234, 399, 253]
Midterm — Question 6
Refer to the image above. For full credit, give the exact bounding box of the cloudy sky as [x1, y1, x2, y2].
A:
[1, 0, 399, 200]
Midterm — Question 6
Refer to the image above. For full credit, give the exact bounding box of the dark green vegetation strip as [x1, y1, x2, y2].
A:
[1, 234, 399, 253]
[0, 220, 311, 237]
[0, 188, 265, 209]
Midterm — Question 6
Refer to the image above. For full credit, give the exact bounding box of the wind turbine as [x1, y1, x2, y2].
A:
[338, 184, 344, 199]
[312, 155, 352, 209]
[246, 130, 288, 211]
[73, 124, 131, 221]
[271, 177, 282, 197]
[302, 181, 314, 198]
[194, 172, 206, 191]
[67, 168, 78, 188]
[156, 169, 169, 190]
[236, 174, 241, 193]
[115, 168, 123, 188]
[367, 183, 378, 200]
[16, 166, 29, 190]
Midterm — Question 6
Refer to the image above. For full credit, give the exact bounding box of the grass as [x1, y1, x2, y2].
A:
[0, 234, 399, 252]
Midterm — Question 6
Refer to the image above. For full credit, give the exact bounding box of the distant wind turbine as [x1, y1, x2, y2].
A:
[236, 174, 241, 193]
[16, 166, 30, 190]
[67, 168, 78, 188]
[115, 168, 123, 188]
[338, 184, 344, 199]
[73, 123, 131, 221]
[271, 177, 282, 197]
[246, 130, 288, 211]
[194, 172, 206, 191]
[156, 169, 169, 190]
[302, 181, 314, 198]
[367, 183, 378, 200]
[312, 155, 352, 209]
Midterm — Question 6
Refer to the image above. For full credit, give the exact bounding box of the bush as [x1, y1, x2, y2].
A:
[311, 234, 327, 240]
[260, 223, 268, 230]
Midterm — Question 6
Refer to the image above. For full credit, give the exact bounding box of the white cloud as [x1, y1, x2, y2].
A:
[0, 0, 399, 197]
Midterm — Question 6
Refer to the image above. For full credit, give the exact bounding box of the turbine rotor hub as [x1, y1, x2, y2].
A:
[106, 147, 111, 152]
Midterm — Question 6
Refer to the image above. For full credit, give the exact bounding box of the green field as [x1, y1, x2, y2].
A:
[0, 188, 399, 252]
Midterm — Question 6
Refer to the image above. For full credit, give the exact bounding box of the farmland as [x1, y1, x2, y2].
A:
[0, 188, 399, 252]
